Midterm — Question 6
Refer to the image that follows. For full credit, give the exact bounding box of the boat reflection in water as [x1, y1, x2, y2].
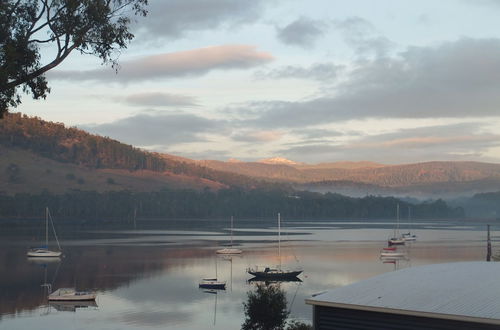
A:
[49, 300, 98, 312]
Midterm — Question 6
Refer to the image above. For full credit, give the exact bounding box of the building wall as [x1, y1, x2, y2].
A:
[314, 305, 500, 330]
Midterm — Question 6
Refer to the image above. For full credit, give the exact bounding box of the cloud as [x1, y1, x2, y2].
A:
[123, 92, 198, 108]
[276, 17, 327, 48]
[334, 17, 394, 58]
[254, 63, 344, 81]
[231, 130, 283, 143]
[133, 0, 266, 41]
[81, 112, 227, 147]
[50, 45, 274, 83]
[229, 38, 500, 129]
[279, 123, 500, 163]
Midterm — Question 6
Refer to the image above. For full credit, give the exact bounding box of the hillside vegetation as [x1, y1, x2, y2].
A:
[0, 113, 260, 191]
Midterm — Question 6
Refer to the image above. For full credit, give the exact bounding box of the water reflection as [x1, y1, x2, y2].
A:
[0, 219, 495, 329]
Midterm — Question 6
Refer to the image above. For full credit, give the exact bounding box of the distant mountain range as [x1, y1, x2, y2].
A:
[199, 158, 500, 198]
[2, 113, 500, 198]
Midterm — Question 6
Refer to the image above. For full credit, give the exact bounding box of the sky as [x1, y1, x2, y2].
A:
[18, 0, 500, 164]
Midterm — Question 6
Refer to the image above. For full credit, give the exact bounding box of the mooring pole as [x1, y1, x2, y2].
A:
[487, 224, 491, 262]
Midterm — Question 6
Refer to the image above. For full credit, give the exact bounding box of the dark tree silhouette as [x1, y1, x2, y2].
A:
[0, 0, 148, 117]
[242, 283, 289, 330]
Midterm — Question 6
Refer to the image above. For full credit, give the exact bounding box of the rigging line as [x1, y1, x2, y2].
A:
[287, 282, 301, 314]
[48, 208, 62, 251]
[51, 260, 62, 287]
[282, 218, 300, 263]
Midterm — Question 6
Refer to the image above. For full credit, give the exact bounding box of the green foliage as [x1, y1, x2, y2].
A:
[286, 321, 313, 330]
[242, 284, 289, 330]
[0, 0, 148, 117]
[0, 187, 464, 219]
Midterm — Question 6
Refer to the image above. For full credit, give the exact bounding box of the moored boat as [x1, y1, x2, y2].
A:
[48, 288, 96, 301]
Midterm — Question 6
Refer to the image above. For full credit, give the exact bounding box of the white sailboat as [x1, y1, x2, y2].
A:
[388, 204, 405, 246]
[247, 213, 302, 280]
[48, 287, 96, 301]
[27, 207, 62, 258]
[402, 206, 417, 241]
[216, 216, 242, 255]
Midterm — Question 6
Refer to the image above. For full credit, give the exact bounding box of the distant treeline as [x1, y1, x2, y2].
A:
[0, 188, 464, 220]
[0, 113, 258, 188]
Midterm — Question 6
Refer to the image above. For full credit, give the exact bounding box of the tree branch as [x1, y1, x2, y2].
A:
[5, 43, 78, 90]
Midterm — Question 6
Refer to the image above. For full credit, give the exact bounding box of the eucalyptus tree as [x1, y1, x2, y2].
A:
[0, 0, 148, 117]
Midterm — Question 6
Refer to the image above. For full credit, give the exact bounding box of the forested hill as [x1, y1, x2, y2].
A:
[0, 113, 257, 188]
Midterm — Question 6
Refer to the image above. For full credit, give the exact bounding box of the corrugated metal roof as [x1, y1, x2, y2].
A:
[306, 262, 500, 322]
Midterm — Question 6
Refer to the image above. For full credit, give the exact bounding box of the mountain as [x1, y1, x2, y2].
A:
[0, 113, 261, 194]
[199, 159, 500, 198]
[2, 113, 500, 198]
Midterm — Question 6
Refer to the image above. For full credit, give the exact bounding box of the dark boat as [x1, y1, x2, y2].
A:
[247, 267, 302, 280]
[198, 278, 226, 290]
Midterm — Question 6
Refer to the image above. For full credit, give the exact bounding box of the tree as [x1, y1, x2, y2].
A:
[0, 0, 148, 117]
[242, 283, 289, 330]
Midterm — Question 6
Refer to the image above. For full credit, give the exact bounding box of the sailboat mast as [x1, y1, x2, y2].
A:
[230, 216, 233, 247]
[396, 204, 400, 236]
[45, 207, 49, 247]
[278, 213, 281, 270]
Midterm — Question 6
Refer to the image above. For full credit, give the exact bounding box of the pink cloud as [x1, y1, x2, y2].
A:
[51, 45, 274, 82]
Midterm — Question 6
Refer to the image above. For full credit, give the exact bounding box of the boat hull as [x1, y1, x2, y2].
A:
[380, 252, 406, 258]
[216, 248, 242, 255]
[48, 295, 96, 301]
[27, 250, 62, 257]
[199, 283, 226, 289]
[247, 270, 302, 279]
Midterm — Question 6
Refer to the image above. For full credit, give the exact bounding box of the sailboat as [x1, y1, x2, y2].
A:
[27, 207, 62, 257]
[199, 258, 226, 289]
[216, 216, 242, 255]
[388, 204, 405, 246]
[402, 206, 417, 241]
[247, 213, 302, 280]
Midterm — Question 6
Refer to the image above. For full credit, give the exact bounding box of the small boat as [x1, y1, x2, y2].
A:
[27, 207, 62, 258]
[402, 206, 417, 241]
[247, 266, 303, 280]
[199, 258, 226, 290]
[199, 278, 226, 290]
[216, 216, 242, 255]
[402, 233, 417, 241]
[247, 213, 302, 280]
[48, 288, 96, 301]
[387, 204, 405, 246]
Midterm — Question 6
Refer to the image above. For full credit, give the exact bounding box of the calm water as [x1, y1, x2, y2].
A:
[0, 218, 497, 330]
